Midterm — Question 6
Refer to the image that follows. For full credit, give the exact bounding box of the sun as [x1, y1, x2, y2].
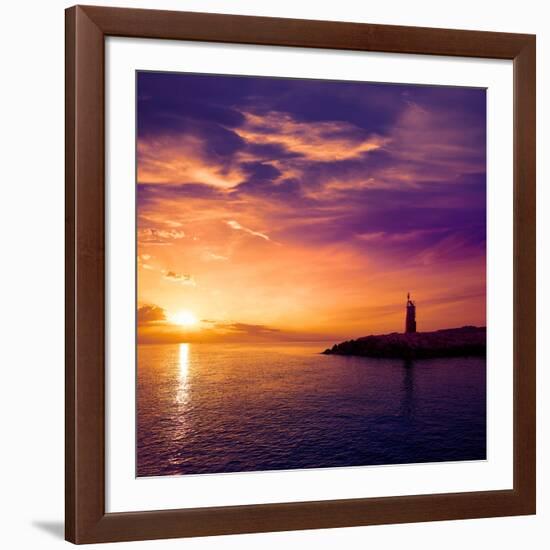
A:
[171, 310, 198, 327]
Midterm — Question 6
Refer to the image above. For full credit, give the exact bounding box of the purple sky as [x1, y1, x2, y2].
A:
[136, 71, 486, 341]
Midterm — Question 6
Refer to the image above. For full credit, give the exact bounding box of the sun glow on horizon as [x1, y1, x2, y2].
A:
[171, 310, 198, 327]
[136, 73, 487, 343]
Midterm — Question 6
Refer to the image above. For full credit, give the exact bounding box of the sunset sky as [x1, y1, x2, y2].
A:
[136, 71, 486, 344]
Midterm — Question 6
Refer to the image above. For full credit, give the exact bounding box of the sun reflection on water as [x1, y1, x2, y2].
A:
[179, 343, 190, 377]
[176, 343, 190, 405]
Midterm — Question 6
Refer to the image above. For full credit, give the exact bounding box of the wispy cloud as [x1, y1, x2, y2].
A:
[138, 227, 186, 246]
[212, 322, 281, 336]
[138, 134, 244, 189]
[235, 111, 389, 162]
[137, 253, 154, 270]
[201, 251, 229, 262]
[162, 270, 196, 286]
[226, 220, 271, 242]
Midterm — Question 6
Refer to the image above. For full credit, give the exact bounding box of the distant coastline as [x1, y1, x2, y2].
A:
[323, 326, 486, 359]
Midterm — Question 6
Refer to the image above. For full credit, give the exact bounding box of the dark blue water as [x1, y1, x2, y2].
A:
[137, 343, 486, 477]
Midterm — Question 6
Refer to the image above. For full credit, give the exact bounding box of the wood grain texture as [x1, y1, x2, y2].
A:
[65, 6, 106, 543]
[512, 35, 536, 509]
[82, 4, 529, 59]
[65, 5, 536, 544]
[65, 8, 76, 542]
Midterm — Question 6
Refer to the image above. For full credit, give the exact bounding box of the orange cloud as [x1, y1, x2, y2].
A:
[162, 270, 196, 286]
[138, 227, 186, 246]
[137, 135, 244, 188]
[235, 111, 389, 162]
[137, 304, 166, 325]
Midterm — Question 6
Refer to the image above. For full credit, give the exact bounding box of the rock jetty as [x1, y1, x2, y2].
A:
[323, 326, 486, 359]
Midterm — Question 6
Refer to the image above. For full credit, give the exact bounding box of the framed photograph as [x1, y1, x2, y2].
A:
[65, 5, 536, 544]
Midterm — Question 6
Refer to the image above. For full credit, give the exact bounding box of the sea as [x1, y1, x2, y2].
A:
[137, 342, 486, 477]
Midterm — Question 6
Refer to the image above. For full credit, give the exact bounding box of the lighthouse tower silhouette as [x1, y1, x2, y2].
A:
[405, 293, 417, 333]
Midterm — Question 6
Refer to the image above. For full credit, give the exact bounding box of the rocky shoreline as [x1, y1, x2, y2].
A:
[323, 326, 486, 359]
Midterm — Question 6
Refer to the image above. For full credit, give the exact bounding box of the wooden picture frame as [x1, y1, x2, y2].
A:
[65, 5, 536, 544]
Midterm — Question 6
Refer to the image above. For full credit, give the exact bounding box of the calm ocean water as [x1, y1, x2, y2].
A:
[137, 343, 486, 477]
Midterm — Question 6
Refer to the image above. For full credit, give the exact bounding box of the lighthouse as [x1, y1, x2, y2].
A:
[405, 293, 416, 333]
